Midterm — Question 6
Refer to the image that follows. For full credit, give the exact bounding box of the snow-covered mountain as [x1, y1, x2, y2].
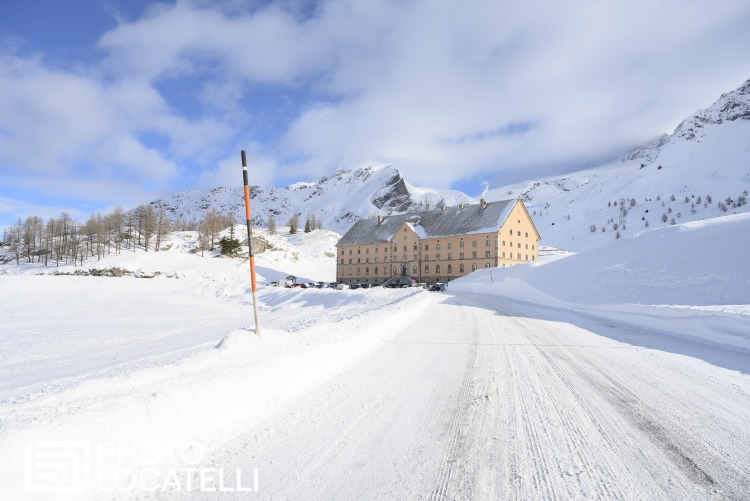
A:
[153, 165, 473, 235]
[486, 78, 750, 251]
[151, 78, 749, 252]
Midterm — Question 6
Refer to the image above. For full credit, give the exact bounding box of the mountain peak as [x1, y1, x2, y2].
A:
[623, 77, 750, 162]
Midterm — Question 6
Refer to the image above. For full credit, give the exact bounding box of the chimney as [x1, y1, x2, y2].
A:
[481, 198, 487, 210]
[377, 215, 383, 225]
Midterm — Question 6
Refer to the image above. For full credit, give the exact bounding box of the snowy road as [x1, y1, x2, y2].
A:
[181, 292, 750, 500]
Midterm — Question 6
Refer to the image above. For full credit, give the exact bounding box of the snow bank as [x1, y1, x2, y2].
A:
[450, 214, 750, 353]
[0, 276, 429, 499]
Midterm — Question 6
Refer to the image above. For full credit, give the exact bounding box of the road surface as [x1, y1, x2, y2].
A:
[184, 292, 750, 500]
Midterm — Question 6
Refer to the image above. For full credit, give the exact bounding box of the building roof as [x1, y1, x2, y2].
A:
[337, 199, 517, 247]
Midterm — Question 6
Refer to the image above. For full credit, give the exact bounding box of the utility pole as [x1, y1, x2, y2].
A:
[241, 150, 261, 336]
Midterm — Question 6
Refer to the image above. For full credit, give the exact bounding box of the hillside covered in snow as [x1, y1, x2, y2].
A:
[146, 79, 750, 255]
[154, 165, 472, 235]
[487, 78, 750, 251]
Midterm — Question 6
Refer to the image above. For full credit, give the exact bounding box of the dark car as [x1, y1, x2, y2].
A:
[430, 283, 448, 291]
[350, 283, 361, 290]
[381, 276, 419, 288]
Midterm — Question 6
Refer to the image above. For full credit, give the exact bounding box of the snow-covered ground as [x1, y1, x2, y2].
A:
[1, 212, 749, 499]
[450, 212, 750, 366]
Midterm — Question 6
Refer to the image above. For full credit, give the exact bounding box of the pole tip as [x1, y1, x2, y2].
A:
[241, 150, 247, 167]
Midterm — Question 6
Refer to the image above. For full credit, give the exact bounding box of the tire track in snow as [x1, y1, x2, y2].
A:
[473, 296, 627, 500]
[489, 295, 750, 500]
[429, 302, 479, 501]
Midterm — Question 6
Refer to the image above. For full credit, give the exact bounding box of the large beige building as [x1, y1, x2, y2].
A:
[336, 198, 541, 286]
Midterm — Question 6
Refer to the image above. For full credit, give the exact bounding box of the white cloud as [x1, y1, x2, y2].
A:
[2, 0, 750, 228]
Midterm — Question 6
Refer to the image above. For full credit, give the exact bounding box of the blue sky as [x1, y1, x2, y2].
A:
[2, 0, 750, 230]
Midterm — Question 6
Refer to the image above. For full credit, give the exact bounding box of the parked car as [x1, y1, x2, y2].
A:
[291, 283, 307, 288]
[381, 276, 419, 288]
[268, 281, 279, 287]
[430, 283, 448, 291]
[350, 283, 361, 290]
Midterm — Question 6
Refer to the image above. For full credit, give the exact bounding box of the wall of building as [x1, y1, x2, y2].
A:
[336, 201, 541, 285]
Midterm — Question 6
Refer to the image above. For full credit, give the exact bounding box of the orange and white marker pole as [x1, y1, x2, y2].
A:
[241, 150, 261, 336]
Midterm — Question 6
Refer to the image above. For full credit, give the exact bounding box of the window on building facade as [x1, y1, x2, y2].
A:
[460, 264, 465, 272]
[448, 253, 452, 260]
[460, 252, 464, 260]
[436, 243, 440, 250]
[526, 232, 529, 237]
[375, 267, 379, 274]
[510, 229, 513, 235]
[485, 251, 490, 258]
[425, 264, 429, 273]
[366, 267, 369, 274]
[502, 252, 505, 258]
[517, 242, 521, 248]
[472, 251, 477, 258]
[472, 264, 478, 271]
[517, 253, 521, 259]
[525, 255, 528, 261]
[357, 268, 360, 275]
[413, 254, 417, 262]
[357, 258, 361, 263]
[460, 241, 464, 248]
[403, 254, 407, 261]
[425, 254, 429, 261]
[366, 258, 369, 263]
[349, 249, 352, 254]
[412, 265, 417, 274]
[447, 264, 452, 273]
[485, 263, 490, 268]
[349, 259, 352, 264]
[374, 257, 378, 263]
[472, 240, 477, 247]
[349, 268, 352, 275]
[448, 243, 452, 249]
[384, 257, 388, 263]
[436, 265, 441, 273]
[358, 249, 361, 254]
[532, 256, 535, 261]
[486, 239, 490, 246]
[424, 244, 429, 250]
[436, 254, 440, 261]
